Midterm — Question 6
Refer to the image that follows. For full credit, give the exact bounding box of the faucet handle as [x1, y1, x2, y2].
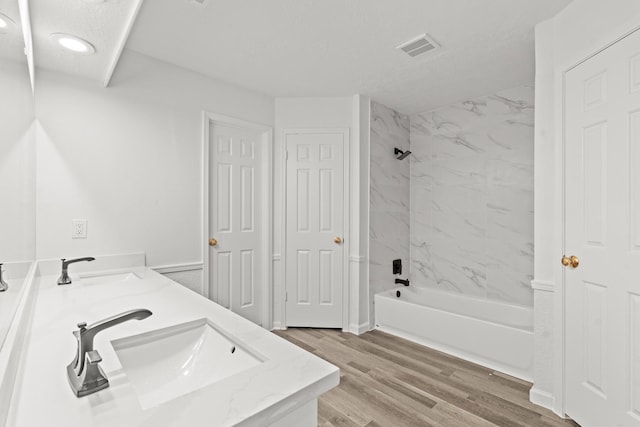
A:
[86, 350, 102, 365]
[74, 322, 87, 339]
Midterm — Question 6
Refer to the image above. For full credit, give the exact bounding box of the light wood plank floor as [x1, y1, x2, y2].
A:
[274, 328, 579, 427]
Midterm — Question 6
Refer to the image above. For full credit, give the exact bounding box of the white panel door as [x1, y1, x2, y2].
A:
[209, 123, 263, 325]
[285, 131, 344, 328]
[565, 28, 640, 427]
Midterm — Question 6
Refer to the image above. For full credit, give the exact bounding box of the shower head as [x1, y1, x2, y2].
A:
[394, 148, 412, 160]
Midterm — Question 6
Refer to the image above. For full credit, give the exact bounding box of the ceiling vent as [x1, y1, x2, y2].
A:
[397, 34, 440, 58]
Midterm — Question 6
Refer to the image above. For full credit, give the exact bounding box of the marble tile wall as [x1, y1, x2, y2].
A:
[409, 85, 534, 307]
[369, 101, 410, 321]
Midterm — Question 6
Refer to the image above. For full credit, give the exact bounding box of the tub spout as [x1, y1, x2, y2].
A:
[395, 278, 410, 286]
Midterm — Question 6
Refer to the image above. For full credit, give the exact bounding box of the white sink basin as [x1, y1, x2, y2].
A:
[79, 272, 141, 286]
[112, 318, 265, 409]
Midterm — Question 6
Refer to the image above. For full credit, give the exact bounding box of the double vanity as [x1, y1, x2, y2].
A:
[0, 254, 339, 427]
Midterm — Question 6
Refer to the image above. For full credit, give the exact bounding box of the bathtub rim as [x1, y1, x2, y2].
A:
[377, 286, 534, 332]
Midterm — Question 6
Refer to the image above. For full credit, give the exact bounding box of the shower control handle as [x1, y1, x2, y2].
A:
[334, 236, 343, 244]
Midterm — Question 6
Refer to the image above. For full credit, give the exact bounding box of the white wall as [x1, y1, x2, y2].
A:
[0, 61, 35, 262]
[532, 0, 640, 414]
[34, 49, 274, 291]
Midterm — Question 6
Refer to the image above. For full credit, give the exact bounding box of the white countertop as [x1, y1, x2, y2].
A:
[0, 278, 24, 351]
[7, 266, 338, 427]
[0, 261, 33, 351]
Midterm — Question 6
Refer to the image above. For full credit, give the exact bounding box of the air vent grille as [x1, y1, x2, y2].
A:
[397, 34, 440, 58]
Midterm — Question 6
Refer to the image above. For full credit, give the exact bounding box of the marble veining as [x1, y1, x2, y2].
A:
[369, 101, 410, 323]
[409, 85, 534, 307]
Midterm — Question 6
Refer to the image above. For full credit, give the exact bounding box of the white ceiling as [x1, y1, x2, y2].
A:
[0, 0, 26, 64]
[7, 0, 572, 113]
[126, 0, 572, 114]
[29, 0, 142, 85]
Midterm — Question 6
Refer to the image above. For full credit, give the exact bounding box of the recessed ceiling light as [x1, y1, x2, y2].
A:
[0, 12, 16, 30]
[51, 33, 96, 55]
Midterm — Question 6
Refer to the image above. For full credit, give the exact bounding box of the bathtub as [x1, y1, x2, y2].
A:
[374, 286, 533, 381]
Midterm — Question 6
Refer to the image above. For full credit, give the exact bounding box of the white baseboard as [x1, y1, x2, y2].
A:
[529, 387, 555, 411]
[272, 321, 284, 330]
[348, 322, 371, 335]
[273, 322, 368, 334]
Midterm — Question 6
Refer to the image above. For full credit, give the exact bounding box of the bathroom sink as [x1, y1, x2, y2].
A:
[112, 318, 265, 409]
[78, 272, 141, 286]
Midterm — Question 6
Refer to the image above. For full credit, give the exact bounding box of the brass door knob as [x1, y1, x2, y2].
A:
[561, 255, 579, 268]
[209, 238, 218, 247]
[334, 236, 343, 244]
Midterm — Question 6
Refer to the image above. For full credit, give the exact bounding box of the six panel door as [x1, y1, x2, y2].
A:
[564, 28, 640, 426]
[285, 131, 345, 328]
[209, 122, 263, 326]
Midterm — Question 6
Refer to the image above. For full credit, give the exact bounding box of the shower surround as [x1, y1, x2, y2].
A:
[369, 86, 534, 377]
[409, 85, 534, 306]
[369, 85, 534, 328]
[369, 102, 410, 324]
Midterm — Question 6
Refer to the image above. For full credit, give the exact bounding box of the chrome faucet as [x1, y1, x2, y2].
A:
[57, 257, 95, 285]
[67, 308, 152, 397]
[0, 264, 8, 292]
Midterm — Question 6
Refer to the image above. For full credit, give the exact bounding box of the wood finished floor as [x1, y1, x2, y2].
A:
[274, 329, 579, 427]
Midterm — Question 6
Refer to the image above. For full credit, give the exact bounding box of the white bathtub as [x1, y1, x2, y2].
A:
[374, 286, 533, 381]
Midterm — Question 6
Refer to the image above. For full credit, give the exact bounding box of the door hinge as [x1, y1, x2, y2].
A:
[285, 150, 289, 160]
[285, 291, 288, 302]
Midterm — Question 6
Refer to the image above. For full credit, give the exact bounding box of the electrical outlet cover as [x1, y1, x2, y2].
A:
[72, 219, 87, 239]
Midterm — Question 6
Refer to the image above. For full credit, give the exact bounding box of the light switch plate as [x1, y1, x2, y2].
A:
[72, 219, 87, 239]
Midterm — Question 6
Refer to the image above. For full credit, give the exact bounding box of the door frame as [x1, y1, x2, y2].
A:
[556, 23, 640, 417]
[280, 128, 351, 331]
[202, 112, 273, 329]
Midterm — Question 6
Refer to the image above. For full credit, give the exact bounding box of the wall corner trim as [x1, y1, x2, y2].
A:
[531, 279, 555, 292]
[529, 387, 555, 412]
